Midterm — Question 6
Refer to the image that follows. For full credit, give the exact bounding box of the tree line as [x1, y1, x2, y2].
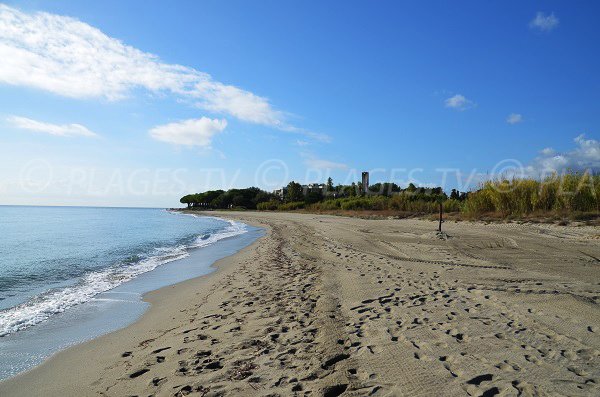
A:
[180, 171, 599, 220]
[179, 178, 461, 210]
[180, 187, 273, 209]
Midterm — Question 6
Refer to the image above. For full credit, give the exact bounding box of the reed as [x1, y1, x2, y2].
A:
[463, 171, 599, 217]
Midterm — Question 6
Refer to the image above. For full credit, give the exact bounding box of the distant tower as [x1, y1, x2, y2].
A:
[361, 171, 369, 194]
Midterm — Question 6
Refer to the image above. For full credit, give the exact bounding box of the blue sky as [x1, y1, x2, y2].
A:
[0, 1, 599, 207]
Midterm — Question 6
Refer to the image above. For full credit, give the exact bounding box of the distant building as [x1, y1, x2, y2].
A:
[303, 183, 325, 195]
[273, 187, 287, 199]
[362, 171, 369, 193]
[273, 183, 325, 200]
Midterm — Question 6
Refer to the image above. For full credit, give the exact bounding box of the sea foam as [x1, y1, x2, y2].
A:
[0, 218, 247, 337]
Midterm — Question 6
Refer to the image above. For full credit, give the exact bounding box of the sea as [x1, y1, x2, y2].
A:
[0, 206, 262, 380]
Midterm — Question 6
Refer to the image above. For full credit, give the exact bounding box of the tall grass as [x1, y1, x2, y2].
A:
[463, 172, 600, 217]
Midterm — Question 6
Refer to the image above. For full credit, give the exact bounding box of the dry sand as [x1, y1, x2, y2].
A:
[1, 211, 599, 396]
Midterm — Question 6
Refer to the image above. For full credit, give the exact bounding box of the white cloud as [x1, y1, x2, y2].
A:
[530, 12, 559, 32]
[149, 117, 227, 147]
[0, 5, 319, 138]
[525, 135, 600, 176]
[506, 113, 523, 124]
[302, 153, 347, 170]
[7, 115, 97, 137]
[192, 80, 284, 127]
[444, 94, 474, 111]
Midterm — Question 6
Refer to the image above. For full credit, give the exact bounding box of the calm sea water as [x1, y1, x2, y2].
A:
[0, 206, 262, 380]
[0, 206, 248, 337]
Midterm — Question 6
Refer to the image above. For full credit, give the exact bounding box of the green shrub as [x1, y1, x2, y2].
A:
[278, 201, 305, 211]
[309, 199, 341, 211]
[443, 199, 462, 213]
[339, 196, 388, 210]
[257, 200, 280, 211]
[389, 194, 440, 213]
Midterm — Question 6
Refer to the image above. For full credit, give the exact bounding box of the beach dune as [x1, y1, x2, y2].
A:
[1, 212, 599, 396]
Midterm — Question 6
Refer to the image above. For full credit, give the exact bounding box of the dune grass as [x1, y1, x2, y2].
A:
[463, 172, 600, 217]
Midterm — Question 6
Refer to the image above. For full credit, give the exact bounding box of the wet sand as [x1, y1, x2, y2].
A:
[1, 211, 599, 396]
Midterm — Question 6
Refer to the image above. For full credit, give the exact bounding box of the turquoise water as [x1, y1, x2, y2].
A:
[0, 206, 261, 379]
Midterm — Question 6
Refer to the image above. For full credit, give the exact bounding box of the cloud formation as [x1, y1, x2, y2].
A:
[7, 115, 97, 137]
[526, 135, 600, 176]
[530, 12, 559, 32]
[149, 117, 227, 147]
[0, 5, 302, 134]
[506, 113, 523, 124]
[444, 94, 474, 111]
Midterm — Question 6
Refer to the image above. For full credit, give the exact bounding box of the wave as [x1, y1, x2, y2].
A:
[0, 217, 247, 337]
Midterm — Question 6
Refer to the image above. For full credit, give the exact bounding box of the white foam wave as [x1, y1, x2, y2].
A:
[0, 218, 247, 337]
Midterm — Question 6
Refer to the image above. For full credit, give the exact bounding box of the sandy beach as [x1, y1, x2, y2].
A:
[1, 211, 599, 396]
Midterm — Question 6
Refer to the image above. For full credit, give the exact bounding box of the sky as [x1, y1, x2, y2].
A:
[0, 0, 599, 207]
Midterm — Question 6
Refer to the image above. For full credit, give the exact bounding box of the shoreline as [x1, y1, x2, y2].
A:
[1, 211, 599, 396]
[177, 208, 600, 227]
[0, 215, 267, 393]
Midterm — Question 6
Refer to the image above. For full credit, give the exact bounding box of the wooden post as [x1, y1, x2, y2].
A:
[438, 202, 443, 232]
